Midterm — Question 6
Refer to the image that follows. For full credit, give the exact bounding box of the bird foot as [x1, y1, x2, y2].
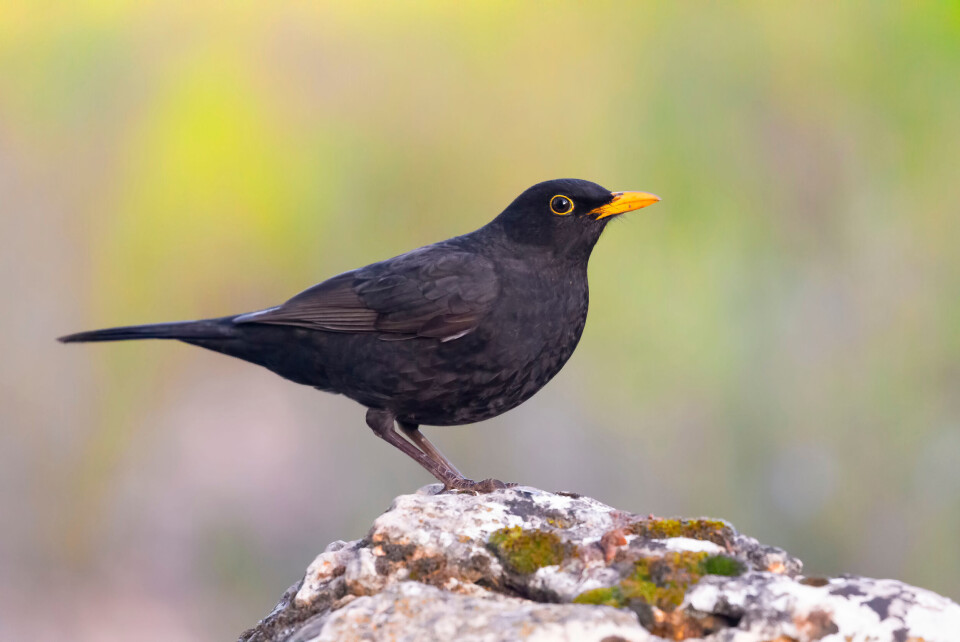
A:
[443, 477, 516, 494]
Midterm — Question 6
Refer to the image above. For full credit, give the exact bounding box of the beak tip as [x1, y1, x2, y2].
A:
[591, 190, 662, 219]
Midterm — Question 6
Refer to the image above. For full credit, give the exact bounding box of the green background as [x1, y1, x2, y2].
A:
[2, 3, 959, 639]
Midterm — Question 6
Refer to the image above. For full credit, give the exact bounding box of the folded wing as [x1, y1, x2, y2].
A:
[235, 247, 500, 342]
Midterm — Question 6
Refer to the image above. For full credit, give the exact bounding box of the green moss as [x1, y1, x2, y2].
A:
[630, 518, 734, 547]
[488, 526, 567, 575]
[574, 551, 744, 612]
[575, 552, 708, 611]
[573, 586, 625, 607]
[700, 554, 744, 577]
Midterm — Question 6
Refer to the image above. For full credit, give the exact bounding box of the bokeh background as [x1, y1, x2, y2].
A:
[2, 2, 959, 640]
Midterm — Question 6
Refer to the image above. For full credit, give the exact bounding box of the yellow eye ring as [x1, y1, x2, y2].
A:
[550, 194, 574, 215]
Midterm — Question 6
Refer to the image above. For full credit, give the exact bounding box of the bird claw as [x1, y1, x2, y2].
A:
[443, 477, 516, 494]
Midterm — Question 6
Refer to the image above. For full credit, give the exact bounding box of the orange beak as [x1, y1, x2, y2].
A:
[589, 191, 661, 220]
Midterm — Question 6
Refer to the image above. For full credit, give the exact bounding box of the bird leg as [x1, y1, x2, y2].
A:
[397, 420, 463, 478]
[365, 408, 463, 487]
[366, 409, 514, 493]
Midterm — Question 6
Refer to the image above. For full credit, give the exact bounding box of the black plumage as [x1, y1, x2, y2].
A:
[60, 179, 660, 491]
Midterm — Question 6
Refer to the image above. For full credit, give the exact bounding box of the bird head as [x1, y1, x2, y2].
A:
[491, 179, 660, 259]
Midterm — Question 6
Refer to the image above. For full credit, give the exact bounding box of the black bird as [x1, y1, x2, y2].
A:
[60, 179, 660, 492]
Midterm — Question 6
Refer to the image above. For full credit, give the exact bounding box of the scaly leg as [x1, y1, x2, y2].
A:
[398, 420, 463, 478]
[366, 409, 513, 493]
[365, 408, 462, 487]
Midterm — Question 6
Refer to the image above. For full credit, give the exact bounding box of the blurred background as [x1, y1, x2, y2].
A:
[2, 2, 959, 640]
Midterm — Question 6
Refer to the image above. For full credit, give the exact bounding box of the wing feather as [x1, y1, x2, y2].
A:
[236, 247, 499, 341]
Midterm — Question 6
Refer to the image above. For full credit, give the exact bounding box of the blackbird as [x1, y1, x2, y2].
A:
[60, 179, 660, 492]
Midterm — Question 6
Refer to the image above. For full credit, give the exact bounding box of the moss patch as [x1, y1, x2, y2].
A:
[488, 526, 568, 575]
[574, 552, 744, 611]
[701, 554, 745, 577]
[574, 585, 630, 608]
[630, 518, 734, 548]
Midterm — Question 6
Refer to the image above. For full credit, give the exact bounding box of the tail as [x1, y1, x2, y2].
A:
[58, 317, 236, 343]
[59, 315, 325, 387]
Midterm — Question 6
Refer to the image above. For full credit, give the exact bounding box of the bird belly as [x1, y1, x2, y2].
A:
[414, 336, 579, 425]
[350, 297, 588, 426]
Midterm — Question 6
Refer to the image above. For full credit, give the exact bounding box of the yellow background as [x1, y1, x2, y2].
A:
[2, 3, 959, 639]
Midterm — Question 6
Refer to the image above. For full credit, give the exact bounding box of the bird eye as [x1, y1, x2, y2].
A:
[550, 195, 574, 215]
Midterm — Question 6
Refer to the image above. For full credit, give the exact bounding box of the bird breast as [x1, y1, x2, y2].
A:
[390, 265, 590, 426]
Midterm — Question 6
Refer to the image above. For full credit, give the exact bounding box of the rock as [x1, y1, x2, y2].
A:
[239, 485, 960, 642]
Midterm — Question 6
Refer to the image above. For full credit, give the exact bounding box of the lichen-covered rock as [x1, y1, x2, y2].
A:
[239, 485, 960, 642]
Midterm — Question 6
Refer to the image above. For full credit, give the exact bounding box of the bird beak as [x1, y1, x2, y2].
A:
[589, 191, 661, 220]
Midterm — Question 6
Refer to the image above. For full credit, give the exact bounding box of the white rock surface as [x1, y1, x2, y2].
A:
[239, 484, 960, 642]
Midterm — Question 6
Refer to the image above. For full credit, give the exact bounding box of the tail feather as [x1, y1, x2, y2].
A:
[58, 318, 235, 343]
